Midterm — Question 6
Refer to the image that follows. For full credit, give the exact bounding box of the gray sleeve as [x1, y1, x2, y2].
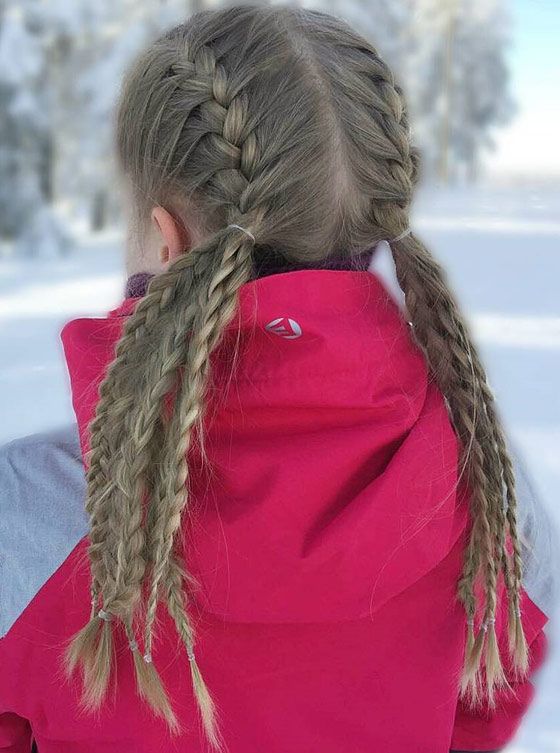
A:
[509, 439, 559, 621]
[0, 425, 88, 638]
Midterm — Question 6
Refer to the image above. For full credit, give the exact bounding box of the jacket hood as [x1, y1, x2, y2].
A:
[61, 268, 468, 624]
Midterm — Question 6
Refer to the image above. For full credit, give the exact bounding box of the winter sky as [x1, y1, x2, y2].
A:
[487, 0, 560, 179]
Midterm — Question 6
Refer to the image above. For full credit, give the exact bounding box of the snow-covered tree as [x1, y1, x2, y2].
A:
[45, 0, 203, 231]
[0, 4, 45, 239]
[0, 0, 89, 252]
[408, 0, 514, 182]
[306, 0, 514, 183]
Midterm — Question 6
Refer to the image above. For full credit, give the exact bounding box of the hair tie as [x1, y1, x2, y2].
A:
[143, 652, 153, 664]
[129, 640, 139, 652]
[391, 228, 411, 243]
[227, 223, 256, 243]
[481, 617, 496, 632]
[97, 609, 112, 622]
[187, 645, 196, 663]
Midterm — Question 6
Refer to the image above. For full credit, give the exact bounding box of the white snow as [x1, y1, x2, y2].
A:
[0, 184, 559, 751]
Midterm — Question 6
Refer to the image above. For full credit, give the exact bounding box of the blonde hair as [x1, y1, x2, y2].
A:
[65, 4, 528, 748]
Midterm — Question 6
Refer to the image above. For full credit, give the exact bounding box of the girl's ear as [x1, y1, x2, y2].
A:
[150, 206, 192, 266]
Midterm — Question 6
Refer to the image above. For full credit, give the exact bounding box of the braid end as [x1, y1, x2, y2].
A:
[190, 657, 225, 752]
[132, 650, 181, 735]
[484, 622, 509, 707]
[65, 616, 114, 710]
[460, 623, 485, 706]
[64, 615, 101, 678]
[460, 618, 519, 710]
[509, 607, 530, 679]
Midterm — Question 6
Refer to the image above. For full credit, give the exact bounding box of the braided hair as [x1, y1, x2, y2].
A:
[65, 5, 528, 748]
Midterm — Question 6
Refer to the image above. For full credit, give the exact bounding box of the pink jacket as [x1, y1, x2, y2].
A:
[0, 267, 550, 752]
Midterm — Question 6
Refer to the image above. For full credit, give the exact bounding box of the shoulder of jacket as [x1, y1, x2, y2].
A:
[0, 425, 88, 638]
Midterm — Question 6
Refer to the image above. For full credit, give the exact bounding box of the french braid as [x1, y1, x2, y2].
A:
[66, 11, 275, 746]
[338, 28, 527, 702]
[65, 6, 529, 749]
[300, 4, 527, 704]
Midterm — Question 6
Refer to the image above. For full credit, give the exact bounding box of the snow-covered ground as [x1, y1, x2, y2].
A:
[0, 183, 559, 751]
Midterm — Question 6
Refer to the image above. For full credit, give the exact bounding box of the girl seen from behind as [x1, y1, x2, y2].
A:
[0, 5, 553, 752]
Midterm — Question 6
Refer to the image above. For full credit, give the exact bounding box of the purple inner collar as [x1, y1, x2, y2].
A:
[125, 272, 154, 299]
[125, 248, 374, 299]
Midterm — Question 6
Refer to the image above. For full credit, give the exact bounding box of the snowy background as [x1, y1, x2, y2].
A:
[0, 0, 559, 750]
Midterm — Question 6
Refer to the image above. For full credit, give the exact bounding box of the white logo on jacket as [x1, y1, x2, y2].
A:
[265, 317, 302, 339]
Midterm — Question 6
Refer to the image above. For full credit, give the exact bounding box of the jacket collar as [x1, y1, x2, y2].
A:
[123, 247, 376, 299]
